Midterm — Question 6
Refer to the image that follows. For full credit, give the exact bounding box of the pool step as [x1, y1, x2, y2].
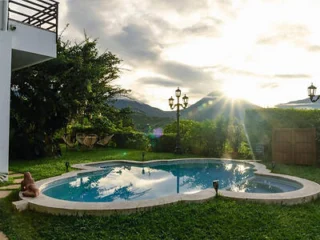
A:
[9, 173, 24, 178]
[0, 191, 11, 199]
[12, 200, 29, 212]
[0, 171, 23, 199]
[0, 184, 20, 190]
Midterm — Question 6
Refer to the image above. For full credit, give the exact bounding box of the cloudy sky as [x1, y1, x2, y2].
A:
[58, 0, 320, 110]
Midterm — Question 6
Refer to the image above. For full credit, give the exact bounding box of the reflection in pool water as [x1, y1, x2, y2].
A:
[229, 176, 303, 193]
[42, 161, 254, 202]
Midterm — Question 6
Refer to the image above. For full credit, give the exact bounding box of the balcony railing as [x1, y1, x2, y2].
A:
[8, 0, 59, 34]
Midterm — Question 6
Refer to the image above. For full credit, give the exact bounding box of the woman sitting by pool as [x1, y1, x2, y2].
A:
[21, 172, 39, 197]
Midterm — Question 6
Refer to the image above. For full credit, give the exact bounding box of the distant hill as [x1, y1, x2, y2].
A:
[111, 96, 175, 118]
[110, 96, 174, 132]
[110, 93, 260, 131]
[276, 98, 320, 109]
[130, 112, 174, 132]
[181, 92, 260, 121]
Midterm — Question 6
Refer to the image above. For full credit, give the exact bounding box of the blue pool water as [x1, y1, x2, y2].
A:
[42, 160, 255, 202]
[229, 176, 303, 193]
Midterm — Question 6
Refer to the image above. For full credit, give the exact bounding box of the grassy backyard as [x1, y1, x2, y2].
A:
[1, 148, 320, 240]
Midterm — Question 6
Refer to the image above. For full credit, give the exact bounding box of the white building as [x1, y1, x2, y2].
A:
[0, 0, 58, 181]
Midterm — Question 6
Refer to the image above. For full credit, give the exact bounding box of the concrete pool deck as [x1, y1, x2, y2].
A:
[13, 159, 320, 216]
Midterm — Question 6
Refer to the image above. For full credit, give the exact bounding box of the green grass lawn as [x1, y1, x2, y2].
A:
[1, 148, 320, 240]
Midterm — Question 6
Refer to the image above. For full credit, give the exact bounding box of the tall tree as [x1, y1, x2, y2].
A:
[10, 35, 129, 159]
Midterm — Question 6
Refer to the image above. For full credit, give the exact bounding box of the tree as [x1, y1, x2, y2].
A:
[163, 118, 229, 156]
[227, 118, 245, 153]
[10, 35, 129, 159]
[163, 119, 200, 136]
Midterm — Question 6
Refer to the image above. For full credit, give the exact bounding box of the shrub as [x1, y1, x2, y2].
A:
[163, 118, 229, 157]
[238, 141, 253, 159]
[112, 132, 150, 150]
[150, 133, 176, 152]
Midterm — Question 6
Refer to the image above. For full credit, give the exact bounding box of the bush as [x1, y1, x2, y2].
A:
[149, 134, 176, 152]
[112, 132, 150, 150]
[238, 141, 253, 159]
[163, 118, 229, 156]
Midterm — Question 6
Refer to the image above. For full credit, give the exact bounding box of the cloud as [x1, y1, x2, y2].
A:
[137, 77, 181, 87]
[308, 45, 320, 52]
[157, 61, 210, 82]
[274, 74, 311, 79]
[150, 0, 210, 14]
[60, 1, 163, 60]
[59, 0, 320, 109]
[259, 82, 279, 89]
[183, 23, 217, 36]
[60, 1, 107, 35]
[60, 0, 224, 100]
[182, 17, 223, 36]
[257, 24, 310, 46]
[209, 66, 272, 79]
[111, 24, 162, 64]
[220, 67, 267, 78]
[137, 60, 219, 95]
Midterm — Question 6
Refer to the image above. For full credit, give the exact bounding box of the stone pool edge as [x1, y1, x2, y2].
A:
[13, 159, 320, 215]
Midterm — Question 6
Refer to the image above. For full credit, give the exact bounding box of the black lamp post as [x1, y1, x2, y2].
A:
[308, 83, 320, 102]
[169, 87, 189, 154]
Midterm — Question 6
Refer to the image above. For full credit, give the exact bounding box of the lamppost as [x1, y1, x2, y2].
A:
[169, 87, 189, 154]
[308, 83, 320, 102]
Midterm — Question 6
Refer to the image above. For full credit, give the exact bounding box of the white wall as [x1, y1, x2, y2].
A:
[0, 32, 12, 180]
[0, 0, 8, 31]
[0, 2, 57, 181]
[9, 20, 56, 58]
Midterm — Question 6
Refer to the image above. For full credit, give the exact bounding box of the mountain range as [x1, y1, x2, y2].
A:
[180, 92, 260, 121]
[111, 94, 320, 131]
[275, 98, 320, 109]
[112, 92, 260, 122]
[112, 96, 175, 118]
